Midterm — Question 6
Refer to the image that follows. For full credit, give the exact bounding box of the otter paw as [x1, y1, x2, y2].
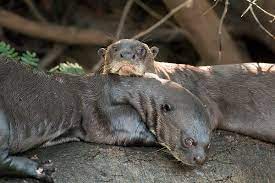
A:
[35, 160, 55, 183]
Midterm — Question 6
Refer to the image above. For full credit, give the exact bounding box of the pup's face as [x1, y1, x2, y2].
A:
[150, 81, 212, 166]
[98, 39, 158, 76]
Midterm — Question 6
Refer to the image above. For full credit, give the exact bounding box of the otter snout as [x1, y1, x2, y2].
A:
[119, 65, 136, 75]
[120, 50, 136, 60]
[192, 153, 206, 165]
[166, 146, 208, 166]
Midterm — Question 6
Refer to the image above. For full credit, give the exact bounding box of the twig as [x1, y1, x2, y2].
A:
[134, 0, 177, 29]
[39, 44, 67, 69]
[22, 0, 70, 68]
[39, 44, 67, 68]
[0, 9, 113, 45]
[60, 0, 76, 24]
[202, 0, 221, 16]
[243, 0, 275, 21]
[38, 1, 78, 69]
[241, 0, 274, 39]
[116, 0, 134, 39]
[134, 0, 191, 40]
[218, 0, 229, 63]
[132, 0, 192, 40]
[134, 0, 193, 41]
[23, 0, 47, 22]
[97, 0, 134, 71]
[241, 0, 256, 18]
[91, 59, 104, 73]
[250, 6, 275, 39]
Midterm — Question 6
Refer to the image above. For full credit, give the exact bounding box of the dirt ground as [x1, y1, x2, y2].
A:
[0, 130, 274, 183]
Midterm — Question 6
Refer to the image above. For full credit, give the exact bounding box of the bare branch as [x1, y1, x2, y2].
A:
[250, 6, 275, 39]
[202, 0, 221, 16]
[241, 0, 256, 17]
[134, 0, 192, 41]
[241, 0, 274, 39]
[0, 9, 113, 45]
[132, 0, 192, 40]
[22, 0, 47, 22]
[134, 0, 177, 28]
[22, 0, 65, 69]
[39, 44, 67, 69]
[218, 0, 229, 63]
[91, 59, 104, 73]
[243, 0, 275, 21]
[116, 0, 134, 39]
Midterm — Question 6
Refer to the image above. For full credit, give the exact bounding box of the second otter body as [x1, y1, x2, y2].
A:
[98, 39, 275, 144]
[154, 62, 275, 143]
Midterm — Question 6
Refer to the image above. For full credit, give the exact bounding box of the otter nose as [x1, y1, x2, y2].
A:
[193, 155, 206, 165]
[120, 51, 136, 60]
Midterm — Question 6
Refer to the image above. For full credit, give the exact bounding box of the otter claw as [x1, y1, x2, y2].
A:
[36, 173, 54, 183]
[41, 159, 53, 165]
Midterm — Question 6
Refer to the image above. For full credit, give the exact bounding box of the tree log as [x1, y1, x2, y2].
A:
[162, 0, 250, 65]
[0, 9, 113, 45]
[1, 131, 274, 183]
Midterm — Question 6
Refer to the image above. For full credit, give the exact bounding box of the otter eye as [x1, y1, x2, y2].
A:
[161, 104, 172, 112]
[139, 47, 146, 57]
[183, 137, 196, 148]
[112, 46, 118, 52]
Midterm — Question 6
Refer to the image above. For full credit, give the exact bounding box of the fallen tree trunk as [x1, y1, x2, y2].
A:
[0, 9, 113, 45]
[163, 0, 250, 65]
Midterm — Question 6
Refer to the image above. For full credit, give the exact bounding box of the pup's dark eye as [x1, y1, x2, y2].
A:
[183, 137, 196, 148]
[138, 47, 146, 57]
[161, 104, 172, 112]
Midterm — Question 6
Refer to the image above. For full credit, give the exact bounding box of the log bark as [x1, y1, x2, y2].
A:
[1, 131, 274, 183]
[0, 9, 113, 45]
[163, 0, 250, 65]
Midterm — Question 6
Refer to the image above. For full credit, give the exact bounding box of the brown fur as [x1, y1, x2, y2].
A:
[0, 57, 211, 180]
[99, 39, 275, 166]
[154, 62, 275, 143]
[97, 39, 157, 76]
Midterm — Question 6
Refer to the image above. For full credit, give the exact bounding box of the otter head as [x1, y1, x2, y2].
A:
[111, 76, 212, 166]
[98, 39, 159, 76]
[151, 80, 212, 166]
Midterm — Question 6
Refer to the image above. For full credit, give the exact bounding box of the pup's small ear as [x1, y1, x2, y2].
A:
[98, 48, 107, 58]
[150, 46, 159, 58]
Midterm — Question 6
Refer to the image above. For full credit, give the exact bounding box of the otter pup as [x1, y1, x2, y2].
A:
[98, 39, 158, 76]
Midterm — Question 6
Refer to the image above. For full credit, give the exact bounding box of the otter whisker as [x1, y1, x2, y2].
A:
[147, 147, 167, 154]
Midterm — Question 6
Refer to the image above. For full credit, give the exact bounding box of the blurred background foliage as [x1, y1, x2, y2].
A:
[0, 41, 85, 75]
[0, 0, 274, 72]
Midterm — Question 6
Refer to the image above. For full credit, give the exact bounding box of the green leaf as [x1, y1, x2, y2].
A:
[20, 50, 39, 68]
[0, 41, 20, 60]
[49, 62, 85, 75]
[0, 41, 85, 75]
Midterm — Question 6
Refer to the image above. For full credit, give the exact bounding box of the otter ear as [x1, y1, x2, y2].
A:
[150, 46, 159, 58]
[98, 48, 106, 58]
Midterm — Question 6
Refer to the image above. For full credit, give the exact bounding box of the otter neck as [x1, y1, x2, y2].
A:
[145, 59, 157, 74]
[153, 62, 222, 130]
[109, 77, 161, 131]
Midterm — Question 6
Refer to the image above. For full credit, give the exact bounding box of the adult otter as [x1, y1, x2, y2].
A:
[98, 39, 275, 154]
[0, 57, 210, 182]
